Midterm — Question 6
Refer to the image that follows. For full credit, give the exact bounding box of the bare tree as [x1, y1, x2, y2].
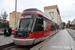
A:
[0, 9, 4, 19]
[0, 16, 1, 19]
[2, 11, 8, 23]
[0, 13, 2, 19]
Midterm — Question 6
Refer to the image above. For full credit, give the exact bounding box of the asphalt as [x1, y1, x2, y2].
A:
[66, 29, 75, 41]
[0, 31, 14, 35]
[0, 31, 4, 35]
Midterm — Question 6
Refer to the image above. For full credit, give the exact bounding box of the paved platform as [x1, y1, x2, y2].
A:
[0, 35, 13, 46]
[30, 29, 75, 50]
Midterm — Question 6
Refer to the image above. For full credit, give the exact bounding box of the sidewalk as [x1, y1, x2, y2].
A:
[0, 35, 13, 46]
[30, 29, 75, 50]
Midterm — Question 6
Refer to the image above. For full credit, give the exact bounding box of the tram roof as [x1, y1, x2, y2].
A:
[23, 8, 57, 24]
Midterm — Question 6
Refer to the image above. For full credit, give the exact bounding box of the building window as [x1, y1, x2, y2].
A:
[49, 12, 54, 19]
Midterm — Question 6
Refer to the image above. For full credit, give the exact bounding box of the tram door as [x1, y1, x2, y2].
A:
[34, 18, 44, 38]
[37, 18, 43, 31]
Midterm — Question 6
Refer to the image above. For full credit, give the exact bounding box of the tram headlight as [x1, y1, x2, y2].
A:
[24, 33, 29, 37]
[14, 31, 18, 37]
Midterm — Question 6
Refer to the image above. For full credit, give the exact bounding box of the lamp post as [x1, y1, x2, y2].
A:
[15, 0, 17, 30]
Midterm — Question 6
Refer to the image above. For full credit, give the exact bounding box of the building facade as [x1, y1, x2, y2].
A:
[9, 11, 21, 30]
[44, 5, 62, 26]
[0, 19, 3, 23]
[72, 19, 75, 27]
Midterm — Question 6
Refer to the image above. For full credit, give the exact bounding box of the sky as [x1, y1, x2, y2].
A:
[0, 0, 75, 23]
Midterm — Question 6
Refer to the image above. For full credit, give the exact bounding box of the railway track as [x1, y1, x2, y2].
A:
[3, 45, 30, 50]
[0, 42, 14, 50]
[1, 41, 43, 50]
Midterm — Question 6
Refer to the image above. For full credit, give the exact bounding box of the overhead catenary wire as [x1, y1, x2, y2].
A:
[69, 5, 74, 16]
[39, 0, 45, 6]
[69, 0, 75, 17]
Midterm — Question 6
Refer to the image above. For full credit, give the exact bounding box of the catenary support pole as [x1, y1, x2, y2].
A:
[15, 0, 17, 30]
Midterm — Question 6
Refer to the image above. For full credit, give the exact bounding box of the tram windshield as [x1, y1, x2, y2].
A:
[19, 14, 33, 31]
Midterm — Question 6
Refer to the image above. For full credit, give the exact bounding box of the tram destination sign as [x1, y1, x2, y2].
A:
[21, 15, 32, 19]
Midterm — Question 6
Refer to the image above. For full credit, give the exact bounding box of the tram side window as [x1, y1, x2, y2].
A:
[55, 23, 57, 30]
[44, 21, 48, 31]
[57, 25, 59, 29]
[34, 18, 43, 31]
[51, 22, 56, 31]
[55, 24, 59, 30]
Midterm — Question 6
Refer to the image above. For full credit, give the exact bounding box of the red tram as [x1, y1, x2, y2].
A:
[13, 8, 59, 45]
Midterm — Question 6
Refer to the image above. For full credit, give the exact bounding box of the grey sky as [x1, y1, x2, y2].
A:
[0, 0, 75, 23]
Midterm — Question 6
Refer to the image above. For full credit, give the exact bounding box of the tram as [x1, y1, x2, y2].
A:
[13, 8, 59, 45]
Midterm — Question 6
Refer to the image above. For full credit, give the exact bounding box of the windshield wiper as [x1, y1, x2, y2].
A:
[22, 21, 30, 31]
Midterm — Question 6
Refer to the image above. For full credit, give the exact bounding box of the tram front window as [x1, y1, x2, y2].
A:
[19, 19, 33, 31]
